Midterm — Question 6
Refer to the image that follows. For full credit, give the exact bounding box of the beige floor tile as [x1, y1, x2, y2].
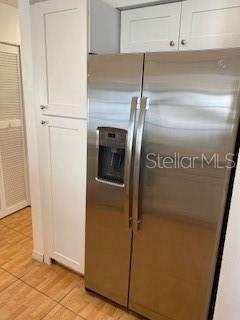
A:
[2, 207, 31, 227]
[0, 224, 26, 253]
[0, 280, 56, 320]
[42, 304, 83, 320]
[22, 263, 83, 302]
[2, 207, 32, 238]
[0, 209, 142, 320]
[61, 284, 125, 320]
[118, 312, 142, 320]
[0, 268, 17, 292]
[1, 237, 40, 278]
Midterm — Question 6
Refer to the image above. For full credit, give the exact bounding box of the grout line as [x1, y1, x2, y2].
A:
[0, 265, 22, 280]
[0, 263, 85, 320]
[1, 220, 33, 240]
[59, 303, 84, 319]
[16, 261, 83, 299]
[58, 285, 77, 305]
[58, 286, 86, 318]
[0, 210, 114, 320]
[0, 267, 19, 293]
[0, 266, 60, 320]
[39, 302, 59, 320]
[39, 302, 86, 320]
[57, 285, 80, 304]
[20, 277, 60, 303]
[0, 264, 60, 305]
[0, 210, 62, 319]
[59, 301, 86, 320]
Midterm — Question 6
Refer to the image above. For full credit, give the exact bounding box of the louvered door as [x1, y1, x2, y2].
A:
[0, 44, 29, 218]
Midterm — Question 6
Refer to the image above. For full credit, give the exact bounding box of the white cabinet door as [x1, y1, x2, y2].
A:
[121, 2, 182, 53]
[180, 0, 240, 51]
[40, 117, 87, 273]
[31, 0, 87, 119]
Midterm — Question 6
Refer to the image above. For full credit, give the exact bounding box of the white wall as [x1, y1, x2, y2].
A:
[213, 151, 240, 320]
[0, 2, 20, 44]
[18, 0, 44, 262]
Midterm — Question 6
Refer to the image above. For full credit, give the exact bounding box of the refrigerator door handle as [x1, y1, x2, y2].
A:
[124, 97, 139, 228]
[132, 97, 149, 232]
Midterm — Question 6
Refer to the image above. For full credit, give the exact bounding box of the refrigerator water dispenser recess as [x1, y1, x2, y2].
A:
[97, 127, 127, 186]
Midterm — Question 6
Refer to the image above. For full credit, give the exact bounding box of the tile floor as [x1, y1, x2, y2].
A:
[0, 207, 140, 320]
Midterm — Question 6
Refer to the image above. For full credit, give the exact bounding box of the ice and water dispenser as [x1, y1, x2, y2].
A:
[97, 127, 127, 186]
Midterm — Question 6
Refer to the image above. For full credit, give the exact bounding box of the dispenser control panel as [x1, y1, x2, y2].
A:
[97, 127, 127, 186]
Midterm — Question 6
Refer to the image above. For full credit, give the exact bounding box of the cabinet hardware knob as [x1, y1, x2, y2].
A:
[40, 105, 48, 110]
[40, 120, 48, 125]
[169, 41, 175, 47]
[181, 39, 187, 46]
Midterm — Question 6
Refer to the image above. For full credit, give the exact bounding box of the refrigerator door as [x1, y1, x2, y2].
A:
[129, 49, 240, 320]
[85, 53, 143, 306]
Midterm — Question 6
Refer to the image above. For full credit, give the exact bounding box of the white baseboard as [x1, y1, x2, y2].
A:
[43, 255, 52, 265]
[32, 250, 44, 262]
[0, 201, 30, 219]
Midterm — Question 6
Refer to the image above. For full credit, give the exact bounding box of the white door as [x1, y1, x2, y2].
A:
[180, 0, 240, 51]
[40, 117, 87, 273]
[31, 0, 87, 119]
[0, 44, 29, 219]
[121, 2, 182, 53]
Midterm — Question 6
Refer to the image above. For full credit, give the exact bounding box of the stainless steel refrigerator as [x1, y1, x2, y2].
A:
[85, 49, 240, 320]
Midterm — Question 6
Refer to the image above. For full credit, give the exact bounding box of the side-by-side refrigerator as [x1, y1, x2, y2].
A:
[85, 49, 240, 320]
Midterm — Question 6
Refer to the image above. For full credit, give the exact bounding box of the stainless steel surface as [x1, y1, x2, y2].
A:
[86, 49, 240, 320]
[169, 40, 175, 47]
[95, 177, 125, 188]
[124, 97, 139, 228]
[85, 53, 144, 306]
[181, 39, 187, 46]
[132, 97, 148, 232]
[129, 49, 240, 320]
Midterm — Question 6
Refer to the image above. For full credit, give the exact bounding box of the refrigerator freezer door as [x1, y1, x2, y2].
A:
[129, 49, 240, 320]
[85, 54, 143, 306]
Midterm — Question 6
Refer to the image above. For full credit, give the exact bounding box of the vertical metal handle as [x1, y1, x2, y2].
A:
[132, 97, 148, 232]
[124, 97, 139, 229]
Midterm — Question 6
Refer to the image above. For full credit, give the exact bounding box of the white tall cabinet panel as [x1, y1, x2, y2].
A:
[179, 0, 240, 51]
[121, 2, 181, 53]
[32, 0, 119, 273]
[0, 44, 29, 218]
[40, 117, 87, 273]
[32, 0, 119, 119]
[31, 0, 88, 119]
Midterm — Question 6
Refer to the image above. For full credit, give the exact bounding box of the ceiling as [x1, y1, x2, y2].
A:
[0, 0, 18, 7]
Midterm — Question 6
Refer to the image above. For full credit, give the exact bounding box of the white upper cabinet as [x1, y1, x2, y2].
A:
[31, 0, 119, 119]
[116, 0, 179, 8]
[121, 2, 182, 53]
[180, 0, 240, 51]
[121, 0, 240, 53]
